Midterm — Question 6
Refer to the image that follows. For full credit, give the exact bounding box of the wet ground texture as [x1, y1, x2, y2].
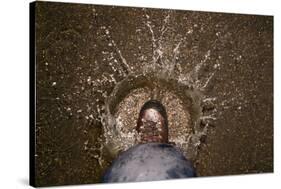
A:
[34, 1, 273, 186]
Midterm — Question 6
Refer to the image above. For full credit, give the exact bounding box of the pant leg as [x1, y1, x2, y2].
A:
[102, 143, 196, 183]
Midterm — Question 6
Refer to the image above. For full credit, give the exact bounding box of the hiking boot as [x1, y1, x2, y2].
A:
[136, 100, 168, 143]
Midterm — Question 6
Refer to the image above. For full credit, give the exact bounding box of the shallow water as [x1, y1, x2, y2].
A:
[35, 2, 273, 186]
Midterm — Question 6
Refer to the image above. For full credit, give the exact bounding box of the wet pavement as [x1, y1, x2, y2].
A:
[34, 1, 273, 186]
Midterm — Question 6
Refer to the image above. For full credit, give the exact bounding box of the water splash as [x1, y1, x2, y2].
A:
[84, 10, 244, 163]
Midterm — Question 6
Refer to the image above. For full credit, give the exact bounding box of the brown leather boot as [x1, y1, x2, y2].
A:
[136, 100, 168, 143]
